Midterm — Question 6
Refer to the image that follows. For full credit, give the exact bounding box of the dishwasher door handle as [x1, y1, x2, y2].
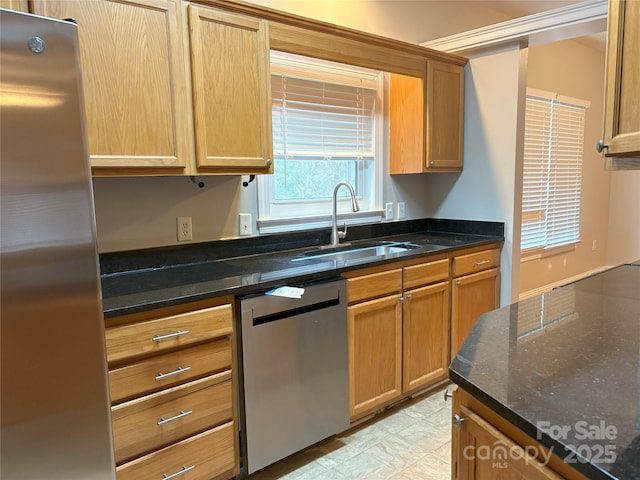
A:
[252, 297, 340, 326]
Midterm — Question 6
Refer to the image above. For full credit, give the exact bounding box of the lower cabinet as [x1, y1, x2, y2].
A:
[403, 280, 450, 392]
[345, 256, 451, 421]
[105, 298, 238, 480]
[348, 293, 403, 419]
[345, 245, 501, 422]
[452, 388, 587, 480]
[451, 248, 500, 357]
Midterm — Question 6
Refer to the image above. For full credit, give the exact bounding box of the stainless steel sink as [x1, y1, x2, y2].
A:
[291, 241, 422, 263]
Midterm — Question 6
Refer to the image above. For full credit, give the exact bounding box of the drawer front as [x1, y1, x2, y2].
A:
[453, 248, 500, 277]
[112, 377, 233, 464]
[109, 339, 232, 403]
[403, 258, 449, 289]
[106, 304, 232, 364]
[116, 422, 236, 480]
[346, 268, 402, 304]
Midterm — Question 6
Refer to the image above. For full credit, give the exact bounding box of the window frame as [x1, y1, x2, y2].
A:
[257, 51, 384, 234]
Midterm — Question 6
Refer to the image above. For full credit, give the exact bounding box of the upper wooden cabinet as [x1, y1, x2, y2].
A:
[187, 4, 273, 173]
[390, 60, 465, 174]
[32, 0, 193, 174]
[600, 0, 640, 164]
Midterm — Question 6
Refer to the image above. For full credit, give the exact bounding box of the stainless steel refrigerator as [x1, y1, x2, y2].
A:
[1, 9, 116, 479]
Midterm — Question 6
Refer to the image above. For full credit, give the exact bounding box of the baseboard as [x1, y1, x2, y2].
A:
[519, 265, 613, 301]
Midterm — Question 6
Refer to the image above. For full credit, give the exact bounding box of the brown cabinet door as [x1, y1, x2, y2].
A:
[187, 4, 273, 173]
[389, 73, 424, 174]
[454, 405, 564, 480]
[348, 294, 403, 419]
[602, 0, 640, 158]
[451, 267, 499, 356]
[32, 0, 191, 173]
[403, 281, 450, 392]
[425, 60, 464, 171]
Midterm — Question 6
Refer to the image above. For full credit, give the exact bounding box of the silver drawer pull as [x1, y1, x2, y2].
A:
[157, 409, 193, 426]
[474, 260, 490, 266]
[152, 330, 191, 342]
[163, 465, 195, 479]
[155, 366, 191, 381]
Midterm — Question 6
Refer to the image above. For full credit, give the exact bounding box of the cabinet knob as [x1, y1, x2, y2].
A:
[266, 159, 273, 168]
[452, 414, 466, 429]
[456, 280, 462, 286]
[444, 389, 453, 401]
[406, 293, 412, 300]
[429, 161, 435, 167]
[596, 139, 608, 153]
[399, 297, 404, 303]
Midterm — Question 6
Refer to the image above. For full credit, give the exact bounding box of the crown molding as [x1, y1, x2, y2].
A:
[421, 0, 607, 54]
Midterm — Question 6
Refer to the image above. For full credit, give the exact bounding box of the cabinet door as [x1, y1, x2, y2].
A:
[451, 268, 499, 356]
[403, 281, 450, 392]
[454, 405, 563, 480]
[601, 0, 640, 159]
[389, 73, 424, 174]
[32, 0, 191, 173]
[425, 61, 464, 171]
[187, 5, 273, 173]
[348, 294, 402, 419]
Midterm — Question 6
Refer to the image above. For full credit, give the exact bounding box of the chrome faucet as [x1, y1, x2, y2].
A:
[329, 181, 360, 247]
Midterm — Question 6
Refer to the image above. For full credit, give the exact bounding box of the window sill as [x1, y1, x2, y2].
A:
[520, 242, 578, 263]
[258, 210, 384, 235]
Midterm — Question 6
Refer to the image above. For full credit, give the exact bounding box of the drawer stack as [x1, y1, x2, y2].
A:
[105, 301, 237, 480]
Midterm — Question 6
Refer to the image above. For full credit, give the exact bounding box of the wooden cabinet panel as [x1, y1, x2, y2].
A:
[112, 374, 232, 464]
[403, 281, 450, 392]
[346, 268, 403, 304]
[0, 0, 28, 11]
[453, 248, 500, 277]
[426, 60, 464, 170]
[601, 0, 640, 160]
[389, 73, 424, 174]
[404, 258, 449, 290]
[106, 304, 232, 364]
[116, 422, 236, 480]
[348, 294, 403, 418]
[109, 338, 232, 403]
[32, 0, 191, 173]
[451, 267, 500, 356]
[188, 4, 273, 172]
[455, 406, 563, 480]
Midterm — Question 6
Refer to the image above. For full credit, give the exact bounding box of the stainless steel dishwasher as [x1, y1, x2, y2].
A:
[238, 278, 349, 475]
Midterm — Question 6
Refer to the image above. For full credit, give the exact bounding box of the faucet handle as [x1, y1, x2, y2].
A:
[338, 221, 348, 240]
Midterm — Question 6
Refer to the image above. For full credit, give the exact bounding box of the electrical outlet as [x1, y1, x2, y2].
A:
[385, 202, 394, 220]
[177, 217, 192, 242]
[239, 213, 252, 236]
[397, 202, 406, 219]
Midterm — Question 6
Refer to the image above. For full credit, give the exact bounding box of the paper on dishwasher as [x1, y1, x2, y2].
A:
[266, 286, 305, 299]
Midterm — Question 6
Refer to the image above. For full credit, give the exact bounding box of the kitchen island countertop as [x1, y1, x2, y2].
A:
[450, 264, 640, 480]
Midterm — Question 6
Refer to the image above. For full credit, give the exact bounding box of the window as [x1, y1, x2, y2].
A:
[258, 52, 383, 233]
[520, 89, 589, 253]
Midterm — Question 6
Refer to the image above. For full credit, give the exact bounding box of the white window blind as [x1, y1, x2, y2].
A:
[521, 90, 588, 252]
[271, 74, 375, 166]
[258, 52, 383, 232]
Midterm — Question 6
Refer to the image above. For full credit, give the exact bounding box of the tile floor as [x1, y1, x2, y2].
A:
[248, 385, 453, 480]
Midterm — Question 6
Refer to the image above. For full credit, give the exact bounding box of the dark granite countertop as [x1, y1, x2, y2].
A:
[450, 264, 640, 480]
[100, 218, 503, 318]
